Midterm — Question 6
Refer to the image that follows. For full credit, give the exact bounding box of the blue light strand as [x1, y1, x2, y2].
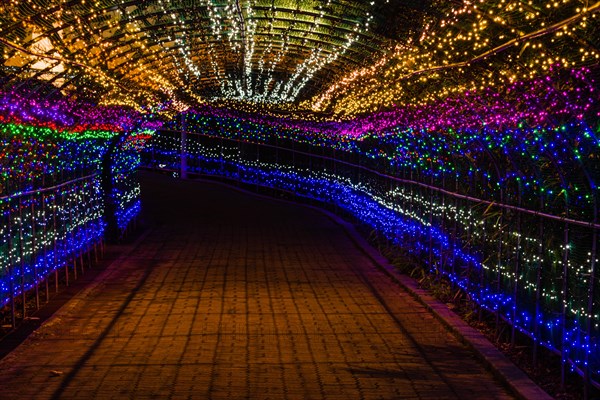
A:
[1, 178, 105, 305]
[1, 127, 150, 309]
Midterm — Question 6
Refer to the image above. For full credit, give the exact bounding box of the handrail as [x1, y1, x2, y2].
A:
[0, 173, 98, 202]
[165, 129, 600, 230]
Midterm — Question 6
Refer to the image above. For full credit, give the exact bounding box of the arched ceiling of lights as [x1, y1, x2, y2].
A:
[1, 0, 599, 119]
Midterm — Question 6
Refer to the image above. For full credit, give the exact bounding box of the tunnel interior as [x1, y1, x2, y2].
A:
[1, 0, 599, 392]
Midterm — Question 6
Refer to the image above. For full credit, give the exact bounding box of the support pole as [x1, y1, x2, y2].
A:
[560, 222, 570, 389]
[584, 202, 598, 399]
[31, 195, 39, 310]
[18, 197, 26, 320]
[180, 116, 188, 180]
[7, 206, 16, 329]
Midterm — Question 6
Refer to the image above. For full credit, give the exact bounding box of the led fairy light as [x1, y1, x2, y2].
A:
[308, 1, 600, 116]
[1, 3, 153, 108]
[264, 0, 373, 104]
[170, 64, 599, 209]
[154, 0, 202, 80]
[156, 107, 599, 227]
[203, 0, 237, 97]
[237, 1, 284, 101]
[0, 89, 160, 134]
[306, 49, 390, 112]
[111, 2, 197, 110]
[225, 1, 242, 53]
[0, 183, 105, 305]
[215, 0, 258, 100]
[1, 0, 188, 112]
[0, 122, 148, 303]
[269, 0, 336, 102]
[285, 3, 370, 102]
[0, 83, 158, 310]
[2, 0, 597, 115]
[237, 0, 258, 99]
[252, 2, 292, 103]
[110, 128, 151, 231]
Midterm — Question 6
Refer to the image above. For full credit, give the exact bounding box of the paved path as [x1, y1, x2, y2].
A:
[0, 173, 514, 399]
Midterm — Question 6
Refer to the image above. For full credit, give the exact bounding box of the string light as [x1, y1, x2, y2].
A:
[0, 87, 158, 310]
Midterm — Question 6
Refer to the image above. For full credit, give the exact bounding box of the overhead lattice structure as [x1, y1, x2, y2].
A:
[0, 0, 400, 113]
[1, 0, 598, 116]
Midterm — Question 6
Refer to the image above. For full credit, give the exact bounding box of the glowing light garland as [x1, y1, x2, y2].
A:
[0, 90, 160, 134]
[0, 118, 154, 311]
[306, 1, 600, 116]
[0, 0, 387, 111]
[1, 177, 105, 306]
[166, 66, 600, 221]
[111, 129, 153, 231]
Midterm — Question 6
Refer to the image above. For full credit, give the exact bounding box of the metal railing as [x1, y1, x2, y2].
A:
[0, 174, 105, 328]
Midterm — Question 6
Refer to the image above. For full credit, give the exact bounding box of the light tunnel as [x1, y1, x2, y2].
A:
[0, 0, 599, 394]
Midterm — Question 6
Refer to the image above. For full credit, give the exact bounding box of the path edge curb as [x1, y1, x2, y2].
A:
[326, 212, 554, 400]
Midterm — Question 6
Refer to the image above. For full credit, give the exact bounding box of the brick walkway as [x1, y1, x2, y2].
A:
[0, 173, 514, 399]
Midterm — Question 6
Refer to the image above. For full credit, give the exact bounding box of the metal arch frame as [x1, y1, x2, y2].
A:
[105, 37, 372, 86]
[1, 1, 394, 103]
[2, 0, 599, 113]
[0, 1, 388, 71]
[95, 29, 376, 72]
